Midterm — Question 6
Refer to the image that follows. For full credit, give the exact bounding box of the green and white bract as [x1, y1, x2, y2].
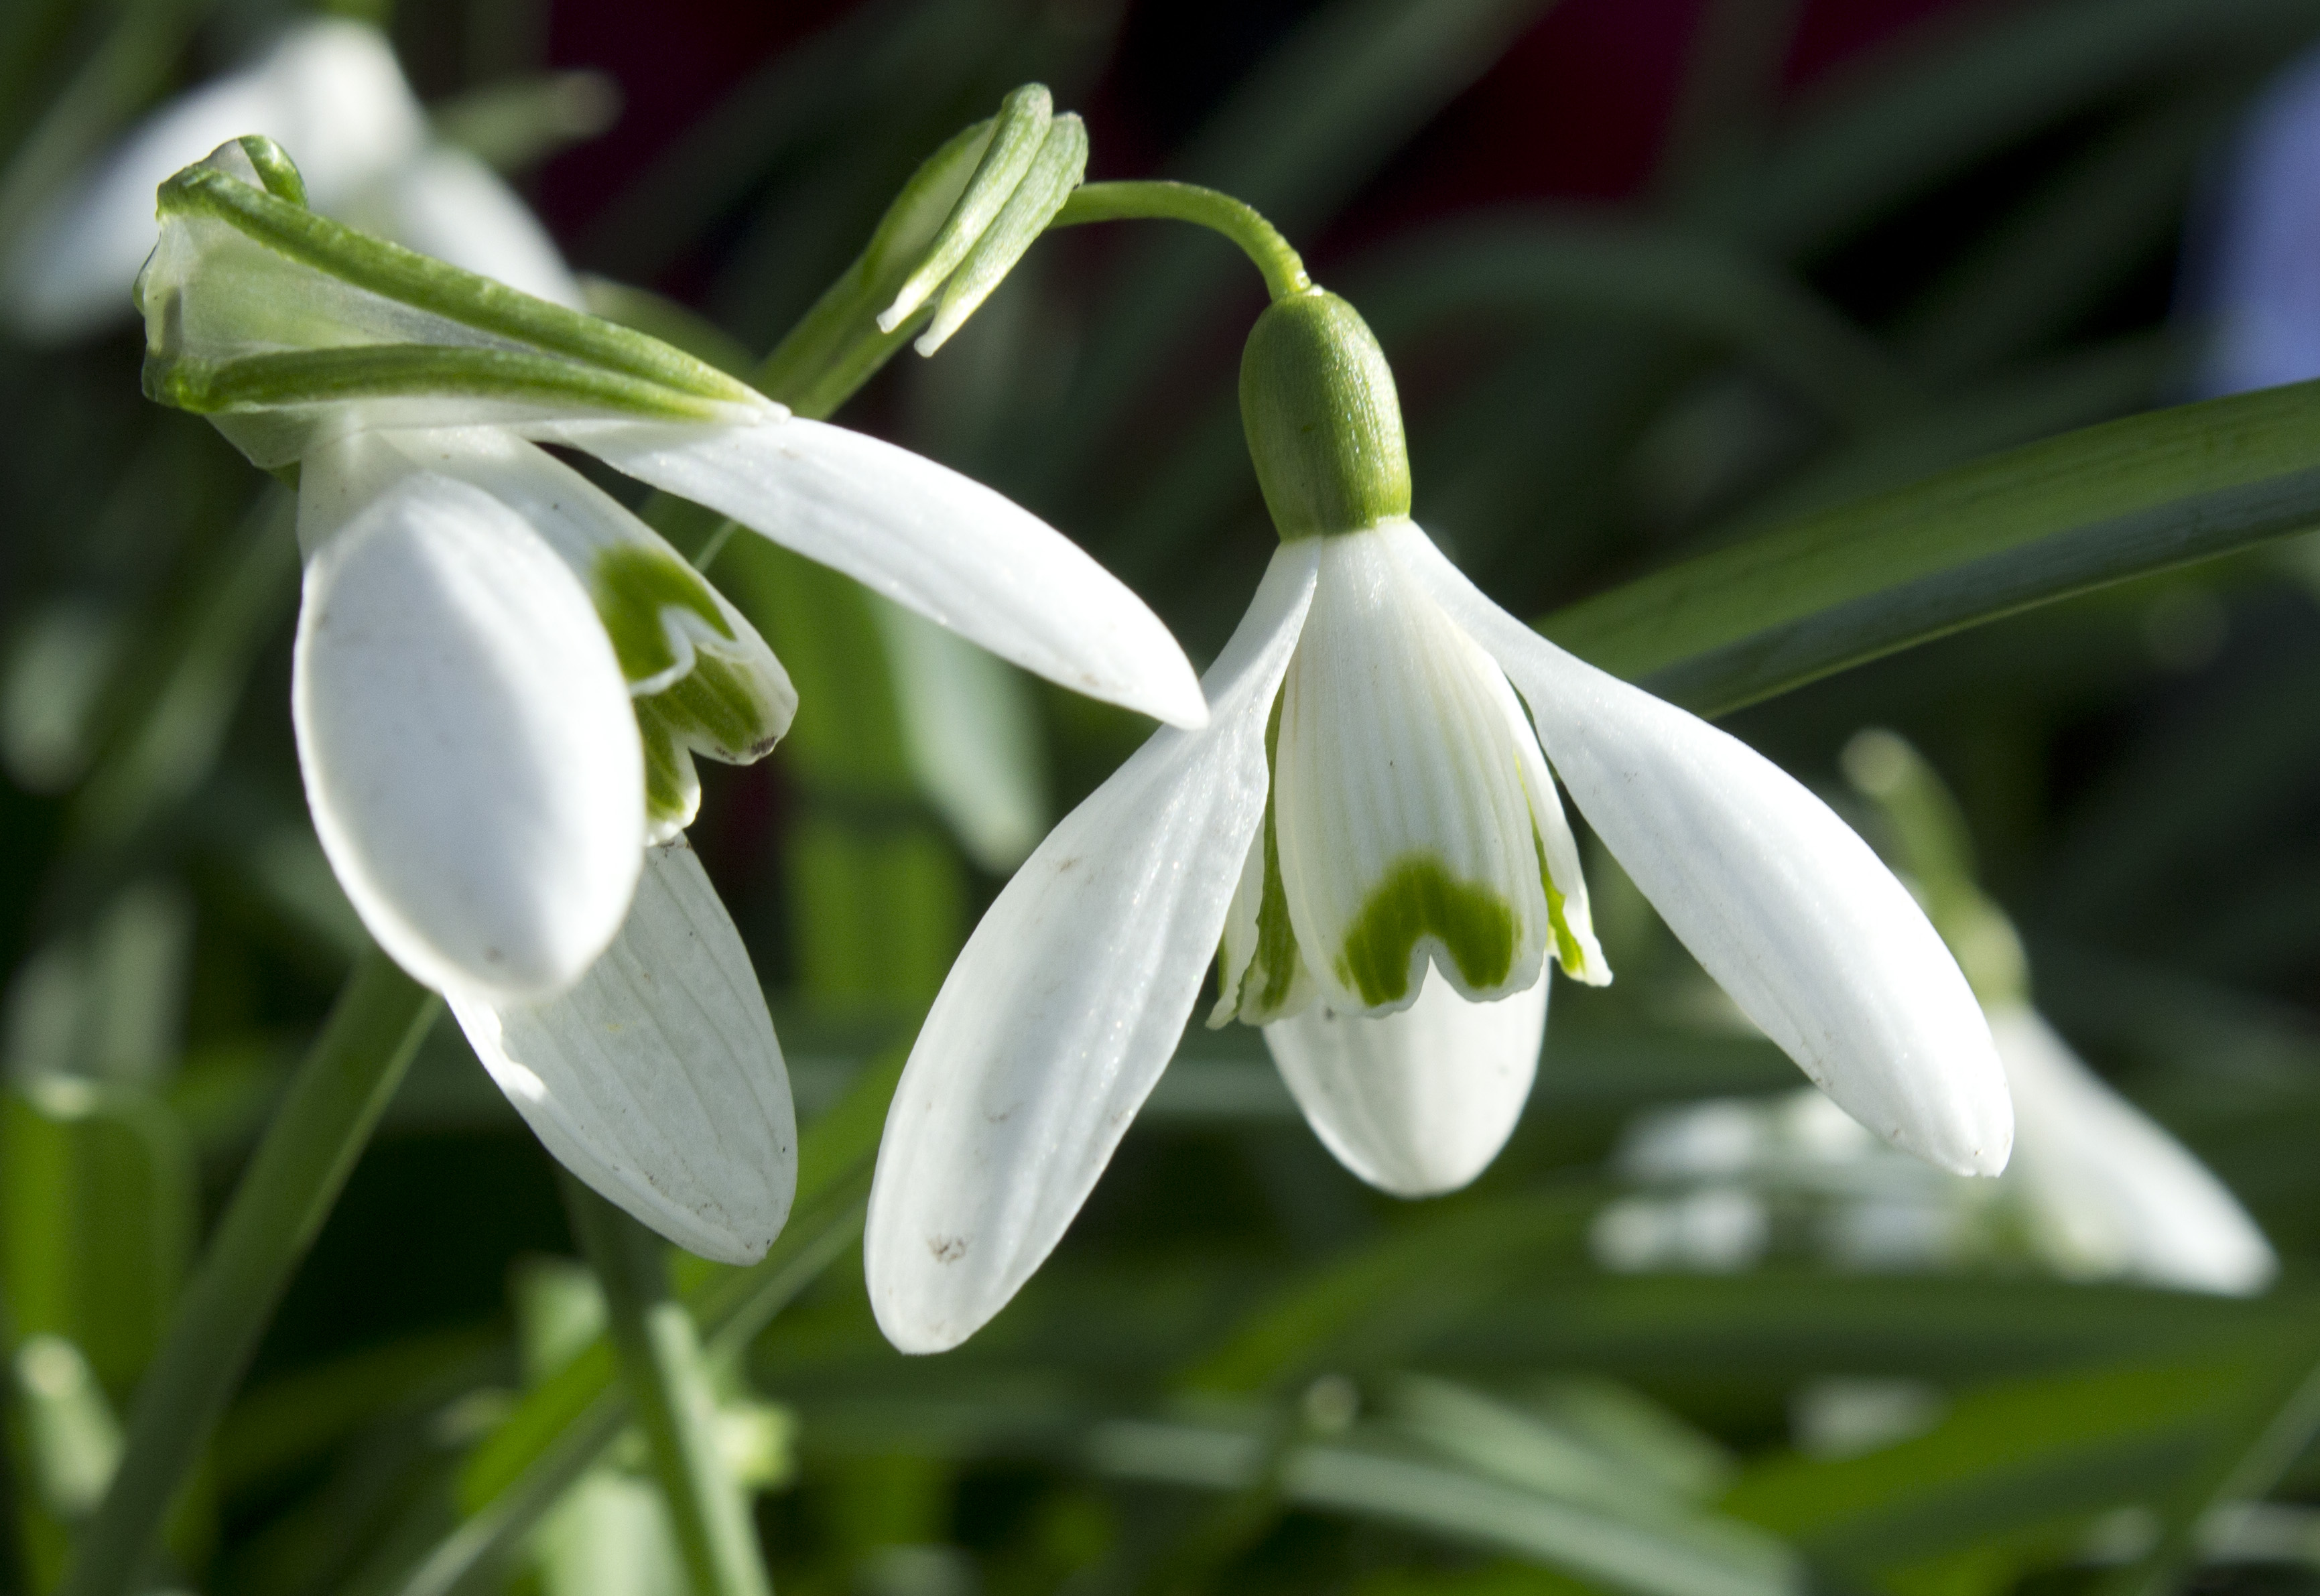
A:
[145, 139, 1204, 1265]
[866, 290, 2012, 1354]
[6, 17, 580, 340]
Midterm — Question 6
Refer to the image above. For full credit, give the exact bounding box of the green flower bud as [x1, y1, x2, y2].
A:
[1238, 290, 1411, 541]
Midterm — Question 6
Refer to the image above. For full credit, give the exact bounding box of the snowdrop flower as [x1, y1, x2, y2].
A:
[1843, 730, 2275, 1294]
[868, 287, 2010, 1351]
[6, 16, 578, 341]
[141, 138, 1203, 1262]
[2184, 41, 2320, 397]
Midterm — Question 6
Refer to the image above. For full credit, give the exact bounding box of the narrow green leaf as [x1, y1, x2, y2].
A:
[1541, 380, 2320, 716]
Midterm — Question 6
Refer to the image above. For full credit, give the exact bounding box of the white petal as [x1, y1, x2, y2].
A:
[450, 840, 795, 1265]
[350, 427, 794, 746]
[342, 143, 584, 309]
[1267, 966, 1548, 1197]
[1273, 530, 1547, 1015]
[5, 19, 424, 340]
[1994, 1006, 2274, 1294]
[293, 461, 641, 1000]
[1388, 522, 2012, 1177]
[531, 415, 1208, 728]
[1492, 663, 1610, 986]
[865, 542, 1321, 1353]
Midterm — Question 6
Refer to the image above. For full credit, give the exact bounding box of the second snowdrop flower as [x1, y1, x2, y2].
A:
[143, 138, 1203, 1264]
[871, 286, 2012, 1353]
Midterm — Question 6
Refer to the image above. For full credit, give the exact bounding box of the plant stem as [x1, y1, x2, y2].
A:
[1052, 181, 1312, 302]
[565, 1178, 773, 1596]
[57, 949, 438, 1596]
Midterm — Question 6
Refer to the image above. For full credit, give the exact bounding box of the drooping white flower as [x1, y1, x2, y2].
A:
[143, 139, 1205, 1263]
[6, 17, 580, 341]
[867, 289, 2011, 1352]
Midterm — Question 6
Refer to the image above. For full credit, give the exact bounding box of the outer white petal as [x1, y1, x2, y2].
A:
[866, 542, 1322, 1353]
[1388, 522, 2012, 1177]
[1273, 531, 1548, 1015]
[5, 19, 423, 340]
[532, 415, 1208, 728]
[450, 840, 795, 1264]
[351, 427, 794, 730]
[1267, 966, 1549, 1197]
[343, 143, 584, 309]
[1994, 1006, 2275, 1294]
[293, 467, 641, 1001]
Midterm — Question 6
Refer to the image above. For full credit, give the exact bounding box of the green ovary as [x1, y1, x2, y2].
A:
[592, 544, 735, 683]
[1332, 855, 1519, 1008]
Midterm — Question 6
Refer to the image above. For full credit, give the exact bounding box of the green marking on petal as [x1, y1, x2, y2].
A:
[1533, 821, 1590, 980]
[655, 652, 785, 761]
[1334, 855, 1518, 1008]
[637, 697, 700, 836]
[593, 544, 736, 685]
[1241, 691, 1302, 1018]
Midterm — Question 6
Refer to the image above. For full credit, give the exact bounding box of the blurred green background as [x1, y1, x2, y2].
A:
[9, 0, 2320, 1591]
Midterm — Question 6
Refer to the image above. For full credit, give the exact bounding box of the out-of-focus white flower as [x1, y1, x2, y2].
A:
[6, 17, 579, 340]
[142, 138, 1203, 1262]
[1993, 1004, 2274, 1293]
[865, 290, 2009, 1355]
[2184, 42, 2320, 397]
[1595, 732, 2277, 1298]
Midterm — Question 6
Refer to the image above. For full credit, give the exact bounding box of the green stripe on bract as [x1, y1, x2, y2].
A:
[156, 166, 761, 407]
[145, 347, 739, 421]
[1334, 856, 1518, 1008]
[594, 545, 737, 682]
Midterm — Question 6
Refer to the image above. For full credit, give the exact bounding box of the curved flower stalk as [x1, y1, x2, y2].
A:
[868, 279, 2011, 1353]
[5, 16, 580, 342]
[142, 137, 1204, 1263]
[1842, 730, 2275, 1294]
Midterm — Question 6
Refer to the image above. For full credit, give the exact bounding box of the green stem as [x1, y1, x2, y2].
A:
[57, 949, 438, 1596]
[1051, 181, 1312, 302]
[564, 1179, 772, 1596]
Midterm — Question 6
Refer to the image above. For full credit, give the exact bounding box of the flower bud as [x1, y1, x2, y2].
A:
[1238, 290, 1411, 540]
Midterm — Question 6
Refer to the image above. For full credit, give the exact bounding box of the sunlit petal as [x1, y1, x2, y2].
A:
[1267, 966, 1549, 1197]
[865, 541, 1321, 1353]
[1273, 529, 1547, 1015]
[292, 460, 641, 1000]
[535, 415, 1208, 728]
[450, 840, 795, 1264]
[1390, 522, 2011, 1177]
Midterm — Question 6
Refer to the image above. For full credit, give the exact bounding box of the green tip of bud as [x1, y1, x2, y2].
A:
[236, 135, 308, 207]
[1238, 290, 1410, 540]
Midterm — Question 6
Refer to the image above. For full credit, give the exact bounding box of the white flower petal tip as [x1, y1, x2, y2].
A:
[1995, 1007, 2275, 1295]
[1267, 968, 1549, 1197]
[537, 415, 1208, 728]
[450, 840, 797, 1266]
[865, 543, 1322, 1354]
[1385, 523, 2014, 1179]
[293, 471, 643, 1002]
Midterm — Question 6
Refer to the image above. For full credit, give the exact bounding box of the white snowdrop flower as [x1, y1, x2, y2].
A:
[142, 139, 1204, 1263]
[868, 289, 2010, 1352]
[7, 17, 581, 342]
[1992, 1005, 2274, 1294]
